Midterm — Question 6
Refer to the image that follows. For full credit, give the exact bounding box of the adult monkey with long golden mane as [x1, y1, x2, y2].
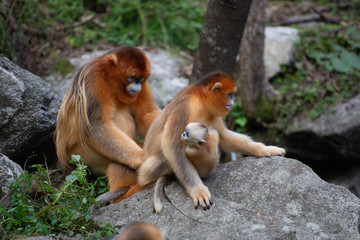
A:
[115, 71, 285, 209]
[54, 46, 160, 192]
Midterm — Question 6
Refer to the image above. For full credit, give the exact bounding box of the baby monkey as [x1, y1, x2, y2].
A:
[181, 122, 219, 178]
[154, 122, 219, 212]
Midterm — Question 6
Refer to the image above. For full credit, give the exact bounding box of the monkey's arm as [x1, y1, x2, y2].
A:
[88, 123, 144, 169]
[206, 129, 220, 159]
[132, 82, 161, 136]
[88, 99, 146, 169]
[216, 119, 285, 157]
[161, 121, 212, 210]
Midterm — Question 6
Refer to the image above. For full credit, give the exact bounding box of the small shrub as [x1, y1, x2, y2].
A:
[0, 155, 115, 239]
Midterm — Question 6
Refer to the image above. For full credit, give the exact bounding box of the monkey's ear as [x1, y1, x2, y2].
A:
[212, 82, 222, 91]
[106, 53, 118, 65]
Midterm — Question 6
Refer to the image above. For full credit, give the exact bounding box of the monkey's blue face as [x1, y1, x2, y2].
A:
[181, 123, 208, 146]
[126, 76, 144, 95]
[226, 93, 234, 110]
[126, 82, 141, 95]
[181, 128, 190, 141]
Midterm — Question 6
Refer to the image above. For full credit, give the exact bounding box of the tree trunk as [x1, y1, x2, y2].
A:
[234, 0, 278, 121]
[190, 0, 252, 82]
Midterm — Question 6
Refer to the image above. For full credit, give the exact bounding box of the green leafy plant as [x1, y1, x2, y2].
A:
[307, 27, 360, 74]
[0, 0, 207, 62]
[264, 0, 360, 128]
[87, 0, 206, 50]
[0, 155, 115, 239]
[273, 22, 360, 126]
[229, 102, 248, 133]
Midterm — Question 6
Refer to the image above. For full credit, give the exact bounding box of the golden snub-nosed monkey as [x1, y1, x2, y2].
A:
[54, 46, 160, 192]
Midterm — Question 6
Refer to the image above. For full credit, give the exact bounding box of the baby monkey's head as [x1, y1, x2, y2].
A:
[181, 122, 209, 148]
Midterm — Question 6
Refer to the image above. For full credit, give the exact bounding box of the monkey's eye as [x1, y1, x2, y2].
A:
[127, 76, 145, 83]
[228, 93, 233, 100]
[127, 76, 138, 82]
[184, 129, 189, 137]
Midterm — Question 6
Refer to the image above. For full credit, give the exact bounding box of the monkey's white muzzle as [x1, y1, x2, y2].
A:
[127, 82, 142, 96]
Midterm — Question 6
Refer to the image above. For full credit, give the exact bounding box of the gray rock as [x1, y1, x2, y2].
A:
[264, 27, 299, 79]
[0, 154, 24, 199]
[145, 50, 189, 108]
[285, 93, 360, 163]
[93, 157, 360, 240]
[0, 55, 61, 168]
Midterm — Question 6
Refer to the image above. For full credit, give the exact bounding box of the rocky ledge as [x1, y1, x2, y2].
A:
[93, 156, 360, 240]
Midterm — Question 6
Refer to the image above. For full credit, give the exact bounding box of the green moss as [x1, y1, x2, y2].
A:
[53, 59, 75, 75]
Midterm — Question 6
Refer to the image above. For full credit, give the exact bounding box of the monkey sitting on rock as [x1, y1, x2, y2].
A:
[54, 46, 160, 194]
[104, 71, 285, 210]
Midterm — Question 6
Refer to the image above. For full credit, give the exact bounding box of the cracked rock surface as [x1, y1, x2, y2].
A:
[93, 156, 360, 240]
[0, 55, 61, 167]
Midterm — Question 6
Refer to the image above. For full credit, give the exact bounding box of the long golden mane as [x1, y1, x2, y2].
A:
[54, 62, 96, 171]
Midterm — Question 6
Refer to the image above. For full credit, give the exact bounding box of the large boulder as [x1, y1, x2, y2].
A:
[93, 157, 360, 240]
[0, 55, 61, 168]
[264, 26, 299, 79]
[284, 93, 360, 163]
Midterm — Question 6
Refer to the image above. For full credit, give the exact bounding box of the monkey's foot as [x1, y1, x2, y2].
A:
[189, 185, 213, 210]
[256, 146, 286, 157]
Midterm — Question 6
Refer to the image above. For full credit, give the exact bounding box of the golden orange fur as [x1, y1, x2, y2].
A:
[118, 222, 164, 240]
[54, 46, 160, 191]
[111, 71, 285, 209]
[153, 122, 219, 212]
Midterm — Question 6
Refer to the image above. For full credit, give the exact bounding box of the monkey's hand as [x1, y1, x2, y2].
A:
[131, 152, 146, 170]
[256, 145, 286, 157]
[188, 185, 213, 210]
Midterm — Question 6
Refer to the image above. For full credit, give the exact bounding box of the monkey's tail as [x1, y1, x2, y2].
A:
[111, 184, 148, 204]
[153, 176, 168, 213]
[90, 188, 129, 213]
